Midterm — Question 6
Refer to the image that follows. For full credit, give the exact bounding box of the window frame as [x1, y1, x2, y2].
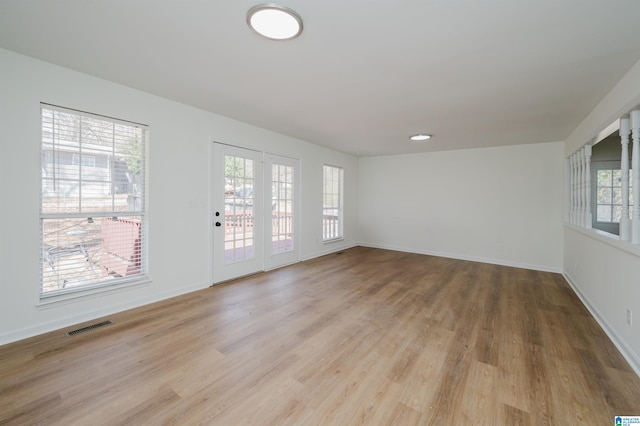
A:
[591, 160, 633, 235]
[322, 164, 344, 242]
[39, 104, 149, 300]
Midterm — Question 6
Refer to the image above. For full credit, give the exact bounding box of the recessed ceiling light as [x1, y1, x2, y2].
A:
[410, 134, 432, 141]
[247, 4, 303, 40]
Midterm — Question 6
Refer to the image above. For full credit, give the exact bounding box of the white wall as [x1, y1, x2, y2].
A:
[564, 229, 640, 372]
[358, 142, 564, 272]
[565, 59, 640, 155]
[563, 58, 640, 374]
[0, 49, 358, 345]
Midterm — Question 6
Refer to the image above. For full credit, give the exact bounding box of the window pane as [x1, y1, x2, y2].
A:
[80, 181, 113, 213]
[612, 169, 622, 187]
[597, 187, 612, 204]
[597, 205, 612, 222]
[41, 181, 81, 214]
[42, 216, 143, 293]
[597, 170, 612, 187]
[612, 188, 623, 205]
[612, 205, 623, 222]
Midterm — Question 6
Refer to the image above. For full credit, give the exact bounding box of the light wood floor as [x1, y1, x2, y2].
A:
[1, 247, 639, 425]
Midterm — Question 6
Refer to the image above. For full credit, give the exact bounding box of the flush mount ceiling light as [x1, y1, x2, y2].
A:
[410, 134, 432, 141]
[247, 4, 303, 40]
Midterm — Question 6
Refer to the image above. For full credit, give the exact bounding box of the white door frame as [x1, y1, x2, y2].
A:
[211, 142, 264, 283]
[264, 153, 301, 270]
[210, 143, 301, 284]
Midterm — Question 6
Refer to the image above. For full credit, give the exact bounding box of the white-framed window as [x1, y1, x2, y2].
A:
[323, 164, 343, 241]
[595, 167, 633, 223]
[591, 159, 634, 235]
[40, 104, 148, 297]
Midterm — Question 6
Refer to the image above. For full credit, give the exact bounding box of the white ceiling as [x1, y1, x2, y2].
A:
[1, 1, 640, 156]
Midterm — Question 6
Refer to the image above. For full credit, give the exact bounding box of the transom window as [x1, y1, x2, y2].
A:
[40, 104, 148, 296]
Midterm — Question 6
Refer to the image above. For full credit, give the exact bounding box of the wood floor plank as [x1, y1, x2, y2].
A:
[544, 355, 608, 425]
[1, 246, 639, 424]
[457, 360, 500, 424]
[396, 330, 454, 413]
[385, 402, 423, 425]
[496, 339, 532, 413]
[502, 403, 532, 426]
[344, 375, 403, 426]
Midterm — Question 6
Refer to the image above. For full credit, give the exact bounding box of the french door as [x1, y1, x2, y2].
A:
[264, 154, 300, 270]
[213, 143, 264, 283]
[212, 143, 299, 283]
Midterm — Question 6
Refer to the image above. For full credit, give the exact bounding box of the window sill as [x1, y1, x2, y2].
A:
[37, 277, 151, 309]
[565, 223, 640, 258]
[323, 237, 344, 244]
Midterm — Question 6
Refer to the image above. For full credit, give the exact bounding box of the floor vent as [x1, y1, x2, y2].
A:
[67, 320, 112, 336]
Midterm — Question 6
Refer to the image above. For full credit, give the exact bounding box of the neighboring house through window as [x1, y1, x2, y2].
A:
[40, 104, 148, 297]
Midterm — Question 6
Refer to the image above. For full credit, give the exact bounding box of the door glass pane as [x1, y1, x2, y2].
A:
[271, 163, 294, 255]
[224, 155, 255, 264]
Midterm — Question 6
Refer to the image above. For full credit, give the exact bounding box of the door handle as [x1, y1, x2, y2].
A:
[215, 221, 221, 227]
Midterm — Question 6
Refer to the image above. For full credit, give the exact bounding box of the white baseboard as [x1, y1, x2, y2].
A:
[301, 242, 358, 262]
[563, 271, 640, 378]
[0, 280, 210, 346]
[358, 242, 562, 273]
